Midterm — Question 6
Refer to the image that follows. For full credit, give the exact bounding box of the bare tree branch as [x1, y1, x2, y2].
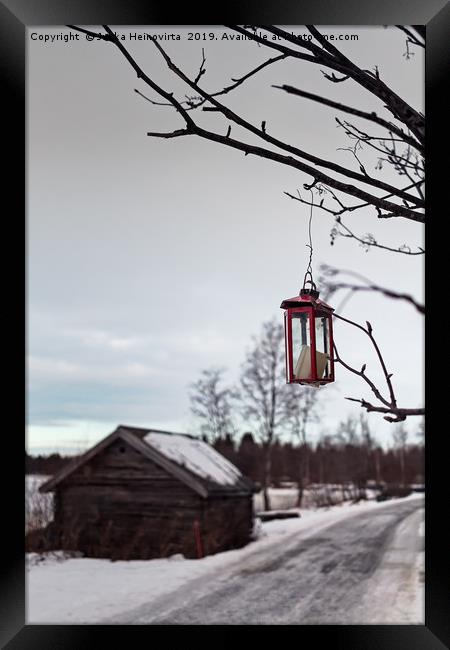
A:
[331, 217, 425, 256]
[328, 282, 425, 314]
[97, 25, 198, 133]
[194, 48, 206, 84]
[272, 84, 422, 152]
[345, 398, 424, 423]
[67, 24, 425, 224]
[184, 126, 424, 221]
[305, 25, 425, 145]
[332, 318, 422, 423]
[333, 313, 397, 405]
[148, 37, 423, 209]
[285, 187, 425, 254]
[67, 25, 110, 41]
[315, 267, 424, 422]
[138, 53, 287, 112]
[335, 119, 425, 194]
[227, 25, 425, 146]
[232, 24, 424, 145]
[321, 266, 425, 314]
[396, 26, 425, 49]
[146, 128, 192, 138]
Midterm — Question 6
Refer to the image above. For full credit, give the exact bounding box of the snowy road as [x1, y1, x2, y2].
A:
[108, 497, 424, 625]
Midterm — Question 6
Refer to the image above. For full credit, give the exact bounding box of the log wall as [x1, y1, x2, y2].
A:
[51, 438, 253, 559]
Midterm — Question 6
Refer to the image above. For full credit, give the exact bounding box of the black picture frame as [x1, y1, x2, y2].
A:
[2, 0, 448, 647]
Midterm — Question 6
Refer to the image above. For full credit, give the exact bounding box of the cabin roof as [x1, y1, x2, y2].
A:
[39, 425, 255, 498]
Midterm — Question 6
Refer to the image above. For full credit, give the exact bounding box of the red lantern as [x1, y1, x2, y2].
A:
[280, 284, 335, 386]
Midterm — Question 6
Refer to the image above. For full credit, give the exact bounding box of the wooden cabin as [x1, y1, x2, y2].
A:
[39, 425, 256, 560]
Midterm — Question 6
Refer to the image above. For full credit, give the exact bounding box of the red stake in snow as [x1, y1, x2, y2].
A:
[193, 520, 204, 559]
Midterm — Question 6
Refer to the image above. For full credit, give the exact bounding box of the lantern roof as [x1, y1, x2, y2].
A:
[280, 290, 334, 312]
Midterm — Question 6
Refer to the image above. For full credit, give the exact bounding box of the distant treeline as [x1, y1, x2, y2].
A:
[212, 433, 424, 488]
[25, 451, 77, 476]
[26, 432, 424, 488]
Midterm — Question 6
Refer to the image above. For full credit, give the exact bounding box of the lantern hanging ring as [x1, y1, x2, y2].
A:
[302, 271, 317, 294]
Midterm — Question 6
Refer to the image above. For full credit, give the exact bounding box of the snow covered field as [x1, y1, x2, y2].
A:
[252, 485, 380, 511]
[26, 493, 424, 624]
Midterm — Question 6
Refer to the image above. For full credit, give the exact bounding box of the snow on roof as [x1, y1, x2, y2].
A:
[144, 432, 243, 487]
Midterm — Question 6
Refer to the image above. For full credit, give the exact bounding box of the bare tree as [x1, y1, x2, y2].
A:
[335, 415, 360, 500]
[337, 414, 377, 499]
[359, 413, 376, 497]
[289, 386, 322, 507]
[239, 318, 298, 511]
[373, 444, 383, 487]
[416, 416, 425, 444]
[189, 367, 237, 444]
[314, 432, 337, 506]
[359, 413, 375, 481]
[66, 24, 424, 423]
[392, 422, 409, 486]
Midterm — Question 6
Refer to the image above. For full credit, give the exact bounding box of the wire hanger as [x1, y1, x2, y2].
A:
[301, 188, 317, 294]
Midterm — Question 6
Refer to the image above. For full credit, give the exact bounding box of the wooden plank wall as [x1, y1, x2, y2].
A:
[52, 438, 253, 559]
[203, 496, 254, 556]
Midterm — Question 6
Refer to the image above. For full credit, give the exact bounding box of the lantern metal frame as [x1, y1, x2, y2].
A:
[281, 289, 335, 386]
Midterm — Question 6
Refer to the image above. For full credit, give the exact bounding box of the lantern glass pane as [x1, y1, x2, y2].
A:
[315, 315, 331, 379]
[291, 312, 312, 380]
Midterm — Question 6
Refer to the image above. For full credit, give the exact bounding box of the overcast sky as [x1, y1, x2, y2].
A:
[27, 25, 424, 454]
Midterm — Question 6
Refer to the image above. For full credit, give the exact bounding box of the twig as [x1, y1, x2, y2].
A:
[331, 283, 424, 314]
[321, 266, 425, 314]
[194, 48, 207, 85]
[396, 26, 425, 48]
[272, 84, 421, 152]
[333, 318, 423, 422]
